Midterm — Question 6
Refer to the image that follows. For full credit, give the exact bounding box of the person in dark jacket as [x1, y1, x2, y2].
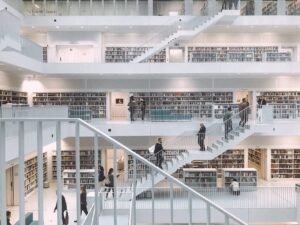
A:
[140, 98, 146, 121]
[74, 186, 88, 222]
[128, 96, 136, 121]
[54, 193, 68, 225]
[239, 98, 247, 127]
[197, 123, 206, 151]
[6, 211, 12, 225]
[154, 138, 165, 169]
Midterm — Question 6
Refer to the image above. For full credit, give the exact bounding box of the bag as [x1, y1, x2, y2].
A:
[64, 211, 69, 225]
[148, 145, 155, 153]
[104, 177, 111, 187]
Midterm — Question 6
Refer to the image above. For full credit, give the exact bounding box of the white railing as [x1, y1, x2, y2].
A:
[20, 37, 43, 61]
[0, 9, 20, 44]
[0, 118, 248, 225]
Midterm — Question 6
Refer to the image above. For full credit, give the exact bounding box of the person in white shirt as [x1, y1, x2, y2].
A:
[230, 178, 240, 195]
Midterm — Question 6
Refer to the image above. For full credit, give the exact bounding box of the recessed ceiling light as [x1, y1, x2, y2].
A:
[56, 26, 60, 29]
[177, 25, 181, 29]
[34, 4, 40, 9]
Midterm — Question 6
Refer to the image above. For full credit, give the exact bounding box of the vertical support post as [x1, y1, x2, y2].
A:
[113, 146, 117, 225]
[37, 121, 44, 225]
[184, 0, 192, 15]
[55, 0, 58, 15]
[170, 181, 174, 225]
[277, 0, 286, 15]
[254, 0, 262, 15]
[133, 158, 137, 225]
[225, 215, 229, 225]
[94, 134, 99, 225]
[206, 203, 211, 225]
[0, 121, 7, 225]
[148, 0, 153, 15]
[207, 0, 216, 16]
[151, 170, 155, 225]
[75, 121, 81, 225]
[18, 121, 25, 225]
[188, 192, 192, 225]
[56, 121, 62, 225]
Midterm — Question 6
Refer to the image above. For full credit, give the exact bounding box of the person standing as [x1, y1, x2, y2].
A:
[245, 98, 250, 125]
[74, 186, 88, 222]
[197, 123, 206, 151]
[239, 98, 247, 127]
[230, 178, 240, 195]
[140, 98, 146, 121]
[223, 106, 232, 140]
[154, 138, 165, 169]
[128, 96, 136, 121]
[54, 193, 68, 225]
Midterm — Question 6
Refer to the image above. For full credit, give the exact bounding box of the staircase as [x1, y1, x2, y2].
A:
[119, 123, 254, 200]
[131, 10, 239, 63]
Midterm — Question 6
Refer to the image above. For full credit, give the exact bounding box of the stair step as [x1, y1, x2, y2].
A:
[216, 140, 224, 146]
[212, 143, 219, 149]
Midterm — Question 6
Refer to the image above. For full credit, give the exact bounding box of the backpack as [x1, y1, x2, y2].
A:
[98, 168, 106, 182]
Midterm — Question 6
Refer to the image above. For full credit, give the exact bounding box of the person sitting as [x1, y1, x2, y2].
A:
[230, 178, 240, 195]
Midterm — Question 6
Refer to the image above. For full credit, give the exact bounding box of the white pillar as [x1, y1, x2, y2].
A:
[148, 0, 153, 15]
[277, 0, 286, 15]
[185, 0, 193, 15]
[208, 0, 217, 16]
[255, 0, 262, 15]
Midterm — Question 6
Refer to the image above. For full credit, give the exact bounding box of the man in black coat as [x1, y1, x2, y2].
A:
[54, 193, 68, 225]
[154, 138, 165, 169]
[197, 123, 206, 151]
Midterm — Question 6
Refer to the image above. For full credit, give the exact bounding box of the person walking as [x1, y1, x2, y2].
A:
[154, 138, 165, 169]
[74, 186, 88, 223]
[140, 98, 146, 121]
[105, 168, 115, 199]
[54, 193, 68, 225]
[6, 211, 12, 225]
[197, 123, 206, 151]
[128, 96, 136, 121]
[223, 106, 232, 140]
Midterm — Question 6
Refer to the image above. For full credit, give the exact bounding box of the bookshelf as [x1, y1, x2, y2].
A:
[33, 92, 107, 119]
[257, 91, 300, 118]
[183, 168, 217, 188]
[105, 47, 166, 63]
[271, 149, 300, 179]
[63, 169, 95, 189]
[248, 148, 262, 166]
[214, 103, 239, 119]
[130, 92, 234, 120]
[188, 46, 291, 63]
[0, 90, 28, 104]
[287, 1, 300, 15]
[127, 149, 186, 180]
[25, 152, 47, 195]
[52, 150, 101, 180]
[222, 168, 257, 189]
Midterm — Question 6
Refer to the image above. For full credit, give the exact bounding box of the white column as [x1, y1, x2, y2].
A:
[208, 0, 216, 16]
[37, 122, 44, 225]
[266, 148, 271, 181]
[148, 0, 153, 15]
[277, 0, 286, 15]
[19, 122, 25, 225]
[185, 0, 193, 15]
[255, 0, 262, 15]
[0, 122, 7, 225]
[75, 122, 81, 225]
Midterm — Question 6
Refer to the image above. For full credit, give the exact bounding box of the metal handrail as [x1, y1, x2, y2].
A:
[0, 117, 247, 225]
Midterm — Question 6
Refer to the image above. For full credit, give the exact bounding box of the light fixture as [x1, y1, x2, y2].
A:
[177, 25, 181, 29]
[34, 4, 40, 9]
[56, 25, 60, 29]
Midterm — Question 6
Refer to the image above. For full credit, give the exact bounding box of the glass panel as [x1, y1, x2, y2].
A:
[193, 0, 208, 16]
[286, 0, 300, 15]
[92, 0, 104, 15]
[240, 0, 254, 15]
[262, 0, 277, 15]
[154, 0, 185, 16]
[45, 0, 57, 16]
[57, 0, 70, 16]
[69, 0, 80, 15]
